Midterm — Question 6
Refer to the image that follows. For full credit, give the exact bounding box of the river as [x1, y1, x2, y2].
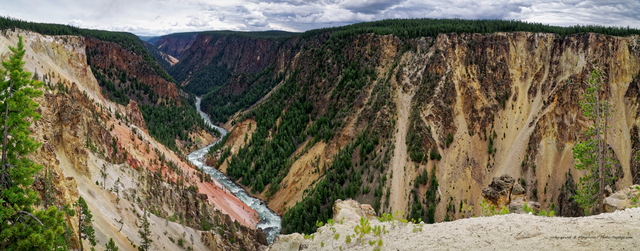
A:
[186, 97, 282, 244]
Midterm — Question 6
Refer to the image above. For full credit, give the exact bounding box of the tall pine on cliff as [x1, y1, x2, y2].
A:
[573, 68, 618, 215]
[0, 37, 69, 249]
[76, 196, 96, 251]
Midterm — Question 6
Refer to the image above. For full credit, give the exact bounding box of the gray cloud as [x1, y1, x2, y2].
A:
[517, 0, 640, 28]
[341, 0, 406, 14]
[0, 0, 637, 36]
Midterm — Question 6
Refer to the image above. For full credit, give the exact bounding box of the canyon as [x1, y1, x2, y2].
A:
[152, 25, 640, 234]
[0, 28, 266, 250]
[2, 18, 640, 250]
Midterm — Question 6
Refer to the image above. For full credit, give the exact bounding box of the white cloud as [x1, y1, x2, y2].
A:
[67, 19, 85, 28]
[0, 0, 637, 36]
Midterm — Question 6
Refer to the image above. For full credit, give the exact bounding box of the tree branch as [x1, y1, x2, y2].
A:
[12, 210, 44, 226]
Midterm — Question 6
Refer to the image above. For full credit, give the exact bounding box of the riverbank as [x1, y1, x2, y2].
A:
[189, 97, 282, 243]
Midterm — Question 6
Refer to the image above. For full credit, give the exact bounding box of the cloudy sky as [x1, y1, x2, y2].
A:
[1, 0, 638, 36]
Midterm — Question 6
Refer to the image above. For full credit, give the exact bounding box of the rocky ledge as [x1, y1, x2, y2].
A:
[270, 198, 640, 250]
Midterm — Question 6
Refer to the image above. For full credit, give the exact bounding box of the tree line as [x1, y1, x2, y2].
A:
[305, 18, 640, 40]
[0, 16, 173, 83]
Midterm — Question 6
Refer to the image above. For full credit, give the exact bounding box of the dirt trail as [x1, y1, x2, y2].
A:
[389, 86, 413, 215]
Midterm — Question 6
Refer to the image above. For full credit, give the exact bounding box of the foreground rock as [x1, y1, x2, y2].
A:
[270, 199, 640, 250]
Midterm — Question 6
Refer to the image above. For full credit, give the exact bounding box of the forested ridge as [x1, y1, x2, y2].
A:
[0, 16, 173, 82]
[306, 18, 640, 39]
[171, 18, 640, 127]
[0, 17, 212, 153]
[164, 30, 299, 41]
[140, 99, 211, 151]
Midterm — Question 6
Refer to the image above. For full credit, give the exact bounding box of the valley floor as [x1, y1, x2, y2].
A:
[270, 200, 640, 250]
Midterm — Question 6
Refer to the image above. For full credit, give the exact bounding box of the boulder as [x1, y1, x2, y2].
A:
[126, 100, 147, 130]
[508, 195, 540, 214]
[482, 175, 515, 205]
[332, 199, 377, 223]
[268, 233, 305, 251]
[604, 185, 640, 212]
[512, 183, 525, 195]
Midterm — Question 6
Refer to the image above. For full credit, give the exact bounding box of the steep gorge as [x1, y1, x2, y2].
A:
[7, 17, 640, 250]
[155, 23, 640, 235]
[0, 28, 267, 250]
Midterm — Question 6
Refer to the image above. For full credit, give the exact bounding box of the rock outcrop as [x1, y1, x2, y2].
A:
[482, 175, 540, 213]
[126, 100, 147, 130]
[604, 184, 640, 212]
[482, 175, 516, 205]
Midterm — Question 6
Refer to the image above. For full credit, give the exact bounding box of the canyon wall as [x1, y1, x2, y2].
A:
[160, 30, 640, 233]
[0, 29, 266, 250]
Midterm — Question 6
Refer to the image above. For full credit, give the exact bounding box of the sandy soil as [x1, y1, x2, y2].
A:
[271, 200, 640, 251]
[197, 179, 259, 228]
[389, 85, 413, 215]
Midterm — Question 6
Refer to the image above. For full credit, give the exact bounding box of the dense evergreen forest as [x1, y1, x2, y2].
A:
[140, 99, 210, 151]
[306, 18, 640, 40]
[200, 67, 284, 123]
[169, 55, 232, 96]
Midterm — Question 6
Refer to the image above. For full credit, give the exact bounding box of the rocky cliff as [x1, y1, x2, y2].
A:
[159, 25, 640, 235]
[153, 31, 299, 96]
[86, 37, 180, 104]
[0, 29, 266, 250]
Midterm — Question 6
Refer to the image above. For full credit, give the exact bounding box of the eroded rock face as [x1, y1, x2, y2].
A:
[604, 185, 640, 212]
[153, 32, 301, 96]
[199, 31, 640, 223]
[126, 100, 147, 130]
[85, 37, 180, 104]
[482, 175, 515, 205]
[482, 175, 541, 213]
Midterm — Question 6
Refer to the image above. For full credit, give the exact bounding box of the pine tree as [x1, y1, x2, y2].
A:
[572, 68, 618, 214]
[0, 36, 68, 249]
[138, 209, 152, 251]
[105, 238, 118, 251]
[76, 196, 96, 250]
